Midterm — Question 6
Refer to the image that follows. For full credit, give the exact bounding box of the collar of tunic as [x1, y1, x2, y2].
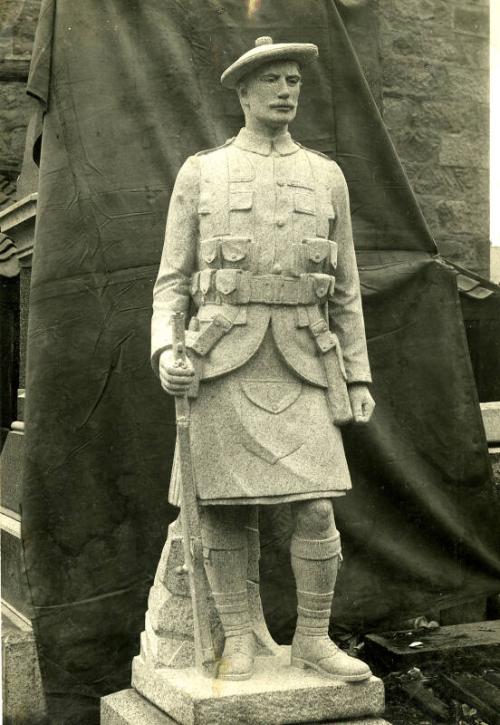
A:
[233, 127, 300, 157]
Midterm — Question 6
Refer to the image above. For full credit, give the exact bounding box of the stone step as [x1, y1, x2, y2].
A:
[101, 689, 391, 725]
[0, 429, 24, 513]
[1, 518, 33, 620]
[2, 605, 47, 724]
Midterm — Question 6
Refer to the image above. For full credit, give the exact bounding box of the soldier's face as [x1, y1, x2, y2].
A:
[239, 61, 302, 130]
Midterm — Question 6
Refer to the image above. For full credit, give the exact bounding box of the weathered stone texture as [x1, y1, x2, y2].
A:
[0, 0, 41, 59]
[453, 6, 489, 38]
[132, 648, 386, 725]
[102, 689, 391, 725]
[0, 0, 41, 209]
[379, 0, 490, 276]
[2, 611, 47, 723]
[490, 448, 500, 486]
[0, 83, 33, 172]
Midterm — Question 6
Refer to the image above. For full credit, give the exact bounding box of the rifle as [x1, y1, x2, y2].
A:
[171, 312, 216, 675]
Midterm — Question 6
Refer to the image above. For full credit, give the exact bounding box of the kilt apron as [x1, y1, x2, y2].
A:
[168, 330, 352, 506]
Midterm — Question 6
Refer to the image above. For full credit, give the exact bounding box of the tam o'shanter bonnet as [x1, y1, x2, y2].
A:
[221, 36, 319, 89]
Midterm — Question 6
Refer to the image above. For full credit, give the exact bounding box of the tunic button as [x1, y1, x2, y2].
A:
[314, 254, 322, 261]
[272, 263, 282, 275]
[276, 218, 285, 227]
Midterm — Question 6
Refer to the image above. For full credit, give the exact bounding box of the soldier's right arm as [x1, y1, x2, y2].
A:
[151, 154, 200, 377]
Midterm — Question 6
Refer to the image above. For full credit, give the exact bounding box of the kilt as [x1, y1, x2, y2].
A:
[168, 329, 352, 506]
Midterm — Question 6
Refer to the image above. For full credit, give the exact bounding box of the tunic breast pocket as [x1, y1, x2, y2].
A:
[292, 189, 317, 240]
[198, 190, 226, 239]
[294, 190, 316, 215]
[229, 190, 254, 236]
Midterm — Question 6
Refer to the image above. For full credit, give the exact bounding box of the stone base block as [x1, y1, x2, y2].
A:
[1, 527, 33, 620]
[131, 646, 387, 725]
[2, 607, 47, 724]
[101, 689, 174, 725]
[490, 446, 500, 485]
[102, 689, 391, 725]
[0, 430, 24, 512]
[481, 402, 500, 444]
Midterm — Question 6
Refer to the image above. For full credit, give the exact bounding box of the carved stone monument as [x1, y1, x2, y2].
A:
[103, 37, 390, 724]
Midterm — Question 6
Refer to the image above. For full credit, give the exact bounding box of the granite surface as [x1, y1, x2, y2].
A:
[2, 610, 47, 724]
[102, 688, 390, 725]
[132, 646, 385, 725]
[0, 430, 24, 512]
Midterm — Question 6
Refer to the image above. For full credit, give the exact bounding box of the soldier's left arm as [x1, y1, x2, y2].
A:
[328, 163, 375, 423]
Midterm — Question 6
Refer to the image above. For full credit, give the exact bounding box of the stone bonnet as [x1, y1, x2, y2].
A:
[221, 36, 319, 89]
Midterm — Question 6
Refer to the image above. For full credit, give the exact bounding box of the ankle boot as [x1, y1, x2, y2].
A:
[290, 533, 371, 682]
[202, 513, 256, 680]
[212, 588, 256, 680]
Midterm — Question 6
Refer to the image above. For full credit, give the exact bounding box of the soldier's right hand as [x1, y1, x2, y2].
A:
[159, 349, 195, 396]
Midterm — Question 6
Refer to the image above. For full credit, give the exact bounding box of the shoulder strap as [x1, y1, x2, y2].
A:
[195, 137, 235, 156]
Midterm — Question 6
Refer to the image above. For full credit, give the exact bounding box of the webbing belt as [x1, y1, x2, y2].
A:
[191, 270, 335, 306]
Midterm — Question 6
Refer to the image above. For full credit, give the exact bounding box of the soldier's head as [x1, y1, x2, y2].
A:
[221, 37, 318, 134]
[236, 60, 302, 131]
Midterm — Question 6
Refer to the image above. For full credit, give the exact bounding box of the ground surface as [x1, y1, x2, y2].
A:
[371, 645, 500, 724]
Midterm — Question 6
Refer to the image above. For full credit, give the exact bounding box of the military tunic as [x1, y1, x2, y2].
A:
[151, 128, 371, 506]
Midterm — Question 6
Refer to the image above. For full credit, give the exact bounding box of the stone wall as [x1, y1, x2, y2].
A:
[378, 0, 489, 275]
[0, 0, 491, 274]
[0, 0, 40, 210]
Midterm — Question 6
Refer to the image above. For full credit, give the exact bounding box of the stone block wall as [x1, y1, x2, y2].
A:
[378, 0, 489, 275]
[0, 0, 40, 209]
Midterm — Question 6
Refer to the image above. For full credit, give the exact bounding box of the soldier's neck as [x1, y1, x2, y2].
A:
[244, 117, 289, 140]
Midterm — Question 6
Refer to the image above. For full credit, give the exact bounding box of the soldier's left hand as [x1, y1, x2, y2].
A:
[348, 384, 375, 424]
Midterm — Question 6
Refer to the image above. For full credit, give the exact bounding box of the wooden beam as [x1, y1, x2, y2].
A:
[442, 673, 500, 725]
[401, 682, 449, 721]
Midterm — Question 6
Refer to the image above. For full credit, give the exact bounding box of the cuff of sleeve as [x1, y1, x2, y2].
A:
[151, 345, 172, 377]
[346, 376, 372, 386]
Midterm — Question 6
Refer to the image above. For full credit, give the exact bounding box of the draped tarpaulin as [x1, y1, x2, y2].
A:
[22, 1, 499, 722]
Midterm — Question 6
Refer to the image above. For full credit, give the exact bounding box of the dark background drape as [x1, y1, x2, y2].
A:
[22, 1, 499, 722]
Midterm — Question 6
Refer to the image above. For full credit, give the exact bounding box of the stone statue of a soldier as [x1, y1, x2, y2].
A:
[151, 37, 375, 683]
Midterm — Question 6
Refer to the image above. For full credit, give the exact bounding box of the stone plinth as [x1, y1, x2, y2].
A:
[131, 646, 386, 725]
[491, 447, 500, 487]
[126, 511, 389, 725]
[481, 402, 500, 444]
[1, 608, 47, 724]
[102, 687, 390, 725]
